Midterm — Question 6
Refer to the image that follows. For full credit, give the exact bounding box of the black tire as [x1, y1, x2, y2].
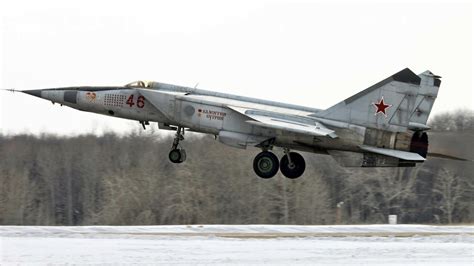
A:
[169, 149, 185, 164]
[280, 152, 305, 179]
[179, 149, 187, 162]
[253, 151, 279, 179]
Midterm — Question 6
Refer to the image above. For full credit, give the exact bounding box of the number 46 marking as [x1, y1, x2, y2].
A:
[126, 95, 145, 108]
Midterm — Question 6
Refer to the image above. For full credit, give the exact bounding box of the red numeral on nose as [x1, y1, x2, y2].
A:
[126, 95, 135, 107]
[137, 96, 145, 108]
[126, 95, 145, 108]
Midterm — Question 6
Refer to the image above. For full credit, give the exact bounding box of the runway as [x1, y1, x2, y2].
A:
[1, 225, 473, 265]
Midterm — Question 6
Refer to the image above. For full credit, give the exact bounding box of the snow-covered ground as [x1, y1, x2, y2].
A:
[1, 225, 473, 265]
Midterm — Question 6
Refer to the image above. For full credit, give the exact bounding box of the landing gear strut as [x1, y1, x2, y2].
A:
[169, 126, 187, 164]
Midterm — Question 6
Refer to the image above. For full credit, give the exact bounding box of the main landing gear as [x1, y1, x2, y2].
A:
[253, 151, 280, 179]
[166, 126, 304, 178]
[169, 126, 187, 164]
[280, 149, 306, 179]
[253, 148, 306, 179]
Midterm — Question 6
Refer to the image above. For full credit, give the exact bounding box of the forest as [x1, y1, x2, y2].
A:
[0, 111, 473, 225]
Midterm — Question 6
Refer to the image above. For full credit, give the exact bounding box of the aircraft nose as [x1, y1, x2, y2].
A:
[22, 89, 43, 98]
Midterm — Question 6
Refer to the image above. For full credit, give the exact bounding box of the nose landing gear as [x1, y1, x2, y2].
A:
[169, 126, 187, 164]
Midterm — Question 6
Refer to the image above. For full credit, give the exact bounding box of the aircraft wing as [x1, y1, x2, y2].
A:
[228, 106, 337, 138]
[137, 89, 336, 138]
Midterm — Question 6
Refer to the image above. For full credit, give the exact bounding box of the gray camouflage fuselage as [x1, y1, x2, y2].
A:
[22, 68, 442, 172]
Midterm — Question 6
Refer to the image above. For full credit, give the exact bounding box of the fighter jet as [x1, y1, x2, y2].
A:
[15, 68, 449, 178]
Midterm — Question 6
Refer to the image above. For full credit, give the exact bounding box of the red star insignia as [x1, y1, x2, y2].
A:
[373, 97, 392, 116]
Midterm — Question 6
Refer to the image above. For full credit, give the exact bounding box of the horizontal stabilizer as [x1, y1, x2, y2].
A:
[359, 145, 426, 162]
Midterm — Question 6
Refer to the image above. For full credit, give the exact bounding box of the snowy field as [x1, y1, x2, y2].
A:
[1, 225, 473, 265]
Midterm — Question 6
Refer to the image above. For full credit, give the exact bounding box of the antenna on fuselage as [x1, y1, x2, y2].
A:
[184, 82, 199, 96]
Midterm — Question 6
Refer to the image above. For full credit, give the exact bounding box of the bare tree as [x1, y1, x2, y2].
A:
[432, 168, 470, 224]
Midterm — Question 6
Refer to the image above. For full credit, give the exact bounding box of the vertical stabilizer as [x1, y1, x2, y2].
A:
[409, 71, 441, 129]
[317, 68, 421, 132]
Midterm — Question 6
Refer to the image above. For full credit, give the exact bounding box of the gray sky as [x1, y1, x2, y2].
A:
[1, 0, 472, 135]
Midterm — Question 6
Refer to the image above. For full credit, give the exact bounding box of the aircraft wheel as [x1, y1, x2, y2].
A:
[280, 152, 305, 179]
[169, 149, 186, 163]
[253, 151, 279, 179]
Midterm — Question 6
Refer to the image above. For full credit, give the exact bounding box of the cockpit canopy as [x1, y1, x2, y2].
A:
[125, 81, 153, 88]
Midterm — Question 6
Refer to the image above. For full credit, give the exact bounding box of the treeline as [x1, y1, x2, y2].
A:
[429, 108, 474, 131]
[0, 112, 473, 225]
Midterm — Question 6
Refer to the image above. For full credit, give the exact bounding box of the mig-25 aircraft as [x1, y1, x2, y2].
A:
[15, 68, 450, 178]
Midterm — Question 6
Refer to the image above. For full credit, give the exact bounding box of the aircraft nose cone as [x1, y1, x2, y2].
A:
[22, 89, 43, 98]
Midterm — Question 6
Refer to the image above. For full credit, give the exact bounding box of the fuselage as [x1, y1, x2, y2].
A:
[17, 68, 444, 178]
[24, 70, 435, 171]
[27, 82, 368, 155]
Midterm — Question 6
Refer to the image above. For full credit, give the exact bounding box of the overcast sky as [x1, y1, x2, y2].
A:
[1, 0, 472, 135]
